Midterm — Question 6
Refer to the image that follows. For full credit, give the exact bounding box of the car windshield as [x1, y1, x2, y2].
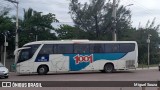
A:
[0, 63, 4, 67]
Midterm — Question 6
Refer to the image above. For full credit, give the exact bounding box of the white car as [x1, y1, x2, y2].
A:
[0, 63, 9, 78]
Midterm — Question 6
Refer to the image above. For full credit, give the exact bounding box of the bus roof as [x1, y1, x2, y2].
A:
[24, 40, 137, 46]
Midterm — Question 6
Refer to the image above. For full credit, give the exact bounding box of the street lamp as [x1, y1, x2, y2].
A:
[146, 34, 152, 69]
[6, 0, 19, 49]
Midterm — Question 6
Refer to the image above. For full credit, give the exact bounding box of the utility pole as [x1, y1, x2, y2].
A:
[112, 0, 117, 41]
[6, 0, 19, 64]
[6, 0, 19, 49]
[15, 0, 19, 49]
[2, 32, 8, 66]
[4, 34, 6, 66]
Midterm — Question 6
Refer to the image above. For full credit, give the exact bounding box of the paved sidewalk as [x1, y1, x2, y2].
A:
[136, 66, 158, 70]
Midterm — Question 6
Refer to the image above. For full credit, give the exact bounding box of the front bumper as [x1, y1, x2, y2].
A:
[0, 73, 9, 77]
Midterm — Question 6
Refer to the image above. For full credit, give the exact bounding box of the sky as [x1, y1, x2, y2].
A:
[1, 0, 160, 29]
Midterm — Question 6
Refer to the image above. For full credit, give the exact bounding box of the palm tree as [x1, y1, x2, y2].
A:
[19, 8, 58, 46]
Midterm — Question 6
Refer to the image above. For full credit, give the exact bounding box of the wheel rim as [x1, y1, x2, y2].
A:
[39, 67, 45, 73]
[105, 65, 113, 72]
[106, 67, 112, 72]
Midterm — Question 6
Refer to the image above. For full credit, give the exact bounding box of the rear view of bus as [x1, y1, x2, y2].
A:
[14, 40, 138, 75]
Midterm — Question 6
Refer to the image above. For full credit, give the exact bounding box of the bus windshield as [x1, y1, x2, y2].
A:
[17, 44, 40, 63]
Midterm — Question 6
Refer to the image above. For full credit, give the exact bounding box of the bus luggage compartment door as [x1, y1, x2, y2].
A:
[50, 55, 69, 72]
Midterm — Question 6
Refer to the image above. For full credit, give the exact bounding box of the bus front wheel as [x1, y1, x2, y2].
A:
[104, 64, 114, 73]
[37, 65, 48, 75]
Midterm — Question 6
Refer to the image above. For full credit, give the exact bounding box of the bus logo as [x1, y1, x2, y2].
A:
[74, 54, 93, 64]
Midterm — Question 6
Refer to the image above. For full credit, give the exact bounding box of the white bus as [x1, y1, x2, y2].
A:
[14, 40, 138, 75]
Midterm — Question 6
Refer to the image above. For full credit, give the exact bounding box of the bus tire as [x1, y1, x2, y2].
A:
[104, 63, 114, 73]
[4, 76, 9, 78]
[37, 65, 48, 75]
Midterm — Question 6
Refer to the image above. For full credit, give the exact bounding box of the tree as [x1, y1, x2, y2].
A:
[0, 7, 15, 60]
[135, 18, 160, 64]
[19, 8, 58, 47]
[0, 7, 15, 51]
[56, 25, 77, 39]
[69, 0, 132, 40]
[56, 24, 97, 39]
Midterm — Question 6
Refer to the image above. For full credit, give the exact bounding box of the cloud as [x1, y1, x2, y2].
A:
[18, 0, 73, 22]
[2, 0, 160, 28]
[120, 0, 160, 28]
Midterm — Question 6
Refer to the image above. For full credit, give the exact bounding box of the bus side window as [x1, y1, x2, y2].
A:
[105, 44, 113, 53]
[112, 44, 120, 53]
[56, 44, 73, 54]
[39, 44, 54, 55]
[74, 44, 89, 54]
[119, 43, 135, 52]
[53, 45, 57, 54]
[90, 44, 104, 53]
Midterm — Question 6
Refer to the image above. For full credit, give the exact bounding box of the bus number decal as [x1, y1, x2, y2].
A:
[74, 54, 93, 64]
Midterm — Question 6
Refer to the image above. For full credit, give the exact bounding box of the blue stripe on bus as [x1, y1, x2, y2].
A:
[64, 53, 126, 71]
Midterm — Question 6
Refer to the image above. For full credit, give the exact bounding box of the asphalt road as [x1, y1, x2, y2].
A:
[0, 68, 160, 90]
[2, 69, 160, 81]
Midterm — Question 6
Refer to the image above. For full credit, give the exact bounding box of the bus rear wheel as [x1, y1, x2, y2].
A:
[104, 64, 114, 73]
[37, 65, 48, 75]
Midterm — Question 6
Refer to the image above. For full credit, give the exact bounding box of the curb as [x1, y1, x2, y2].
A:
[136, 67, 158, 70]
